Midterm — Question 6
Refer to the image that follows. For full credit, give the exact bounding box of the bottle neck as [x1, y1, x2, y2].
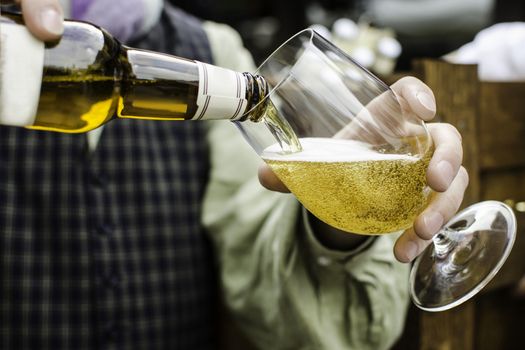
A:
[118, 47, 202, 121]
[118, 47, 270, 122]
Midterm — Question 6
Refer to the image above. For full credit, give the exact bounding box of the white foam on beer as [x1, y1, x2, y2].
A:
[0, 24, 44, 126]
[262, 137, 418, 162]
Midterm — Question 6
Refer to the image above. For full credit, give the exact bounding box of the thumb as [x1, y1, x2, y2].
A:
[19, 0, 64, 41]
[390, 76, 436, 122]
[258, 164, 290, 193]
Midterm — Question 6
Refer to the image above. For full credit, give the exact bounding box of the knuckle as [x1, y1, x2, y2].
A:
[440, 192, 462, 217]
[458, 166, 469, 189]
[414, 222, 433, 240]
[441, 122, 458, 133]
[444, 123, 463, 143]
[415, 238, 432, 253]
[431, 122, 463, 144]
[435, 143, 463, 165]
[404, 76, 424, 86]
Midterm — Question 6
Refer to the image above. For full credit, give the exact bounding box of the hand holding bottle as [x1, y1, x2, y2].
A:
[7, 0, 64, 40]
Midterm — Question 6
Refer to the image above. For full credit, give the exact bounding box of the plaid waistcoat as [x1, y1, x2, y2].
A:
[0, 5, 216, 350]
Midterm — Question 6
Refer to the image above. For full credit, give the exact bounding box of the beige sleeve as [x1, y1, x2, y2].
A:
[201, 21, 411, 350]
[203, 21, 257, 72]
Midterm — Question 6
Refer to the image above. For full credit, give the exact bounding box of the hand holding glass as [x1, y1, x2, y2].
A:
[237, 29, 516, 311]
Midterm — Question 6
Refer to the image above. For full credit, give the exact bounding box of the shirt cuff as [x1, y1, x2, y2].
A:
[301, 206, 377, 262]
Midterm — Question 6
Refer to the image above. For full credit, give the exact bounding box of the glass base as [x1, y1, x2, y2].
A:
[410, 201, 517, 312]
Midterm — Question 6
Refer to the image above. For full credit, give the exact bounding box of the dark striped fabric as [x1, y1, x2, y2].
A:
[0, 5, 216, 350]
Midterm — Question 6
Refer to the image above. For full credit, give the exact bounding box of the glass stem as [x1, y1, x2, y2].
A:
[433, 229, 456, 258]
[433, 228, 463, 275]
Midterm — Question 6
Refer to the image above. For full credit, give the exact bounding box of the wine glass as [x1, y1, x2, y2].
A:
[236, 29, 516, 311]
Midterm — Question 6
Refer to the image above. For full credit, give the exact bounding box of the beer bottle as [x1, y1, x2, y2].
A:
[0, 11, 268, 133]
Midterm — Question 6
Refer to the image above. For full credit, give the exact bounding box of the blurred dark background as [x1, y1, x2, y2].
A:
[170, 0, 353, 63]
[170, 0, 525, 70]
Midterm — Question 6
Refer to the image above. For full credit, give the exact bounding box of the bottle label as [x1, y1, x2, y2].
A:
[194, 62, 248, 121]
[0, 23, 44, 126]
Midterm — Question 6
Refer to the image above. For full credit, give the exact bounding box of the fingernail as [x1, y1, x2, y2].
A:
[416, 92, 436, 113]
[423, 211, 444, 237]
[437, 160, 455, 188]
[404, 240, 418, 262]
[40, 7, 64, 36]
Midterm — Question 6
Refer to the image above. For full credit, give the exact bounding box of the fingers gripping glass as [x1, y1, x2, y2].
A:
[236, 29, 516, 311]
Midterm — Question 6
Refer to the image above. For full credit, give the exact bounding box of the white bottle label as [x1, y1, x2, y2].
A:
[0, 23, 44, 126]
[194, 62, 248, 121]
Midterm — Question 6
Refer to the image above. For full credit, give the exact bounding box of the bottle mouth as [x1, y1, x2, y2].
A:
[240, 72, 269, 122]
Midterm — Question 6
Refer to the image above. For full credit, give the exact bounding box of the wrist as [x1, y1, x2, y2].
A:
[305, 209, 372, 251]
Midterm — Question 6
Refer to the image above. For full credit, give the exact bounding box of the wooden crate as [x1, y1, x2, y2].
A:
[394, 60, 525, 350]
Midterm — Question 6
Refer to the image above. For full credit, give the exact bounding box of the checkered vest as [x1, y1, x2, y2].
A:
[0, 5, 216, 349]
